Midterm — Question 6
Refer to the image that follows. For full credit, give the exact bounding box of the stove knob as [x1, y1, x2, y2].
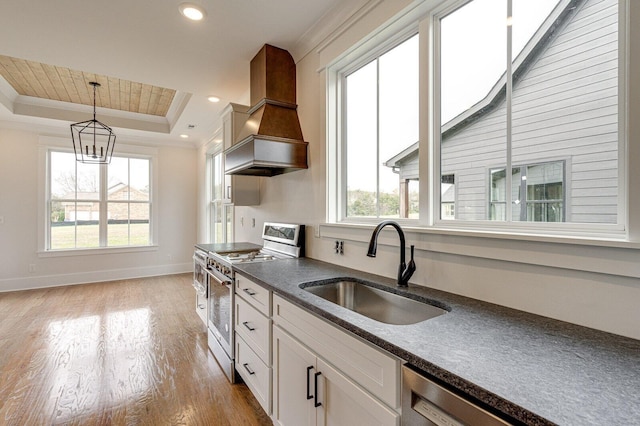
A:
[223, 266, 231, 275]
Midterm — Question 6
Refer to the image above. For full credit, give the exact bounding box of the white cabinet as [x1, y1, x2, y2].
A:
[272, 326, 399, 426]
[273, 294, 401, 409]
[234, 275, 272, 415]
[272, 326, 317, 426]
[233, 274, 401, 426]
[221, 103, 260, 206]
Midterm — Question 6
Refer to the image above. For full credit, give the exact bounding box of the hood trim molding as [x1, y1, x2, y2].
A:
[225, 134, 308, 177]
[224, 44, 308, 176]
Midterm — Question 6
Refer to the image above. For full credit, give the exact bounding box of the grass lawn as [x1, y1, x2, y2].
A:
[51, 223, 149, 249]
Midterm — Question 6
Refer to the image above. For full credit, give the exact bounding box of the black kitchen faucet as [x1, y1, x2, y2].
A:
[366, 220, 416, 287]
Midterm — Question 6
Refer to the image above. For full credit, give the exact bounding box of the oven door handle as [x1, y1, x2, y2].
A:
[207, 269, 232, 287]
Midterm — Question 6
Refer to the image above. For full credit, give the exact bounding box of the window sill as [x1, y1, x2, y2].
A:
[38, 245, 159, 258]
[318, 223, 640, 279]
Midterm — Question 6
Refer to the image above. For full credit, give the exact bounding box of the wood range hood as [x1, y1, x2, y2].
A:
[224, 44, 308, 176]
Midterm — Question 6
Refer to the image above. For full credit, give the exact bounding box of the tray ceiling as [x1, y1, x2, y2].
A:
[0, 55, 175, 117]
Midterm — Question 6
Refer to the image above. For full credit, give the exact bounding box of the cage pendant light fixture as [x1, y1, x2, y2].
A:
[70, 81, 116, 164]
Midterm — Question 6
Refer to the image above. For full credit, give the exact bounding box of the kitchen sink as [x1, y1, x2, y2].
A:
[301, 279, 447, 325]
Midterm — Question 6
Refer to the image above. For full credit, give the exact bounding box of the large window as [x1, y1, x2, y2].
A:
[439, 0, 619, 225]
[330, 0, 624, 238]
[344, 34, 419, 219]
[48, 150, 151, 250]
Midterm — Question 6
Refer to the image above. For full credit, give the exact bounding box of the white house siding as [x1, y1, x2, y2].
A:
[441, 0, 618, 222]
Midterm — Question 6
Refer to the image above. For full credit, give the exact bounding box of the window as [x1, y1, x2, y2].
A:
[344, 34, 419, 220]
[330, 0, 625, 239]
[48, 150, 152, 250]
[439, 0, 619, 225]
[207, 146, 234, 244]
[489, 161, 564, 222]
[441, 174, 455, 220]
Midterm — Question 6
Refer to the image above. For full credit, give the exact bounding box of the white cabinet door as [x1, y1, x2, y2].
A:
[316, 358, 400, 426]
[274, 326, 399, 426]
[273, 326, 316, 426]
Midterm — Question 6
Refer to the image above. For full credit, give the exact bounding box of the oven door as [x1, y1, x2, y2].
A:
[207, 268, 233, 357]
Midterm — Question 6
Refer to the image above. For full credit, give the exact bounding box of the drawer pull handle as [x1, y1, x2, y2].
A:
[197, 304, 206, 309]
[243, 288, 257, 296]
[314, 371, 322, 407]
[306, 366, 314, 400]
[243, 363, 256, 375]
[242, 321, 255, 331]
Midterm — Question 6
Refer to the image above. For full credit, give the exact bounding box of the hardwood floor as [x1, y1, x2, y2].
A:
[0, 274, 272, 426]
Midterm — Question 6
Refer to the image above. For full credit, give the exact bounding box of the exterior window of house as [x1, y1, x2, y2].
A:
[344, 34, 419, 219]
[441, 174, 455, 220]
[48, 150, 151, 250]
[439, 0, 619, 225]
[490, 161, 564, 222]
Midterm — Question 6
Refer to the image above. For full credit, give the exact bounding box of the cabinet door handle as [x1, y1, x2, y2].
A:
[227, 185, 231, 199]
[243, 288, 257, 296]
[306, 366, 314, 400]
[242, 321, 255, 331]
[314, 371, 322, 407]
[243, 363, 256, 375]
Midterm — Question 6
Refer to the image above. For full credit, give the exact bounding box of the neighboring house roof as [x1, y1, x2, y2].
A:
[60, 182, 147, 201]
[383, 0, 582, 166]
[384, 141, 418, 169]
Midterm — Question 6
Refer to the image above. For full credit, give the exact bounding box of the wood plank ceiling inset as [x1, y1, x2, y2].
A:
[0, 55, 176, 117]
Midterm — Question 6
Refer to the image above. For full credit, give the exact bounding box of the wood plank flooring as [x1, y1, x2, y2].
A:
[0, 274, 272, 426]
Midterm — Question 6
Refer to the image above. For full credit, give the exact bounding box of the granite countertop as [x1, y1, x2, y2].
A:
[233, 257, 640, 426]
[195, 242, 262, 254]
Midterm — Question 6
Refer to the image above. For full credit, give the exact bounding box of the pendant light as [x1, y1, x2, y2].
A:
[70, 81, 116, 164]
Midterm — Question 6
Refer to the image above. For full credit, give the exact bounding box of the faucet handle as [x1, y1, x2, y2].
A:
[401, 245, 416, 286]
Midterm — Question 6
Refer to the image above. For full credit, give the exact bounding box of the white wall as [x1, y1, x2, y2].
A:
[230, 0, 640, 340]
[0, 127, 196, 291]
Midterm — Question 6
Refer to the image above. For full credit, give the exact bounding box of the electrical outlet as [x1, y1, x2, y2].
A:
[334, 240, 344, 255]
[28, 264, 36, 273]
[252, 218, 256, 228]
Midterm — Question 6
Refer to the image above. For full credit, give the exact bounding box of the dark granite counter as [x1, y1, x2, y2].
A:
[233, 257, 640, 426]
[195, 242, 262, 254]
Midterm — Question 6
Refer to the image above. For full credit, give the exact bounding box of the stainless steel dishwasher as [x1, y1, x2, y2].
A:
[402, 365, 514, 425]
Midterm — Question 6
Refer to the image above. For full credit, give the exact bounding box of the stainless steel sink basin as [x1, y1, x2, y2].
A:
[301, 279, 447, 325]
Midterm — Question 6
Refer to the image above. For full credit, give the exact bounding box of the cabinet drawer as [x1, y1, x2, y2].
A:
[235, 274, 270, 316]
[236, 333, 271, 415]
[236, 294, 271, 363]
[273, 294, 400, 410]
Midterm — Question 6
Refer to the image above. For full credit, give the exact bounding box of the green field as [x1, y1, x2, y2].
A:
[50, 223, 149, 249]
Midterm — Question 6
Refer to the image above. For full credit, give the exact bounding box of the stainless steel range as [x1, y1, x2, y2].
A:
[206, 222, 304, 382]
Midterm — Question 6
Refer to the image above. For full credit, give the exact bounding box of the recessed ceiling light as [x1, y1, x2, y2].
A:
[180, 134, 189, 139]
[208, 96, 220, 103]
[179, 3, 206, 21]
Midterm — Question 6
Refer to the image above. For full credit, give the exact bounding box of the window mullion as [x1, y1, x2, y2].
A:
[506, 0, 513, 223]
[99, 163, 108, 246]
[376, 57, 381, 218]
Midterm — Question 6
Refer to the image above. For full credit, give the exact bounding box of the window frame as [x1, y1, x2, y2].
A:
[327, 0, 630, 242]
[38, 137, 158, 255]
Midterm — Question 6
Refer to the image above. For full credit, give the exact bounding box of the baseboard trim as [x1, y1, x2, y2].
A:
[0, 263, 192, 292]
